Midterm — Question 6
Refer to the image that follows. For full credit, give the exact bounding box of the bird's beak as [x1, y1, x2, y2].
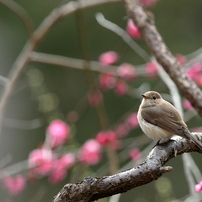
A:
[142, 94, 149, 99]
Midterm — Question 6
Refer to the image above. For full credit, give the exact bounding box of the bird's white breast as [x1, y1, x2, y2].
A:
[137, 110, 173, 143]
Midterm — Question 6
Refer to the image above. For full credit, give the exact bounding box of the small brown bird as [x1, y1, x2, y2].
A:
[137, 91, 202, 149]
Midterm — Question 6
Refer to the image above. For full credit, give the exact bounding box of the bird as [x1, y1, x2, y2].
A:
[137, 91, 202, 150]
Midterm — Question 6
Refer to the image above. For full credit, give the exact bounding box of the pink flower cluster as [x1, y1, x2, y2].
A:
[78, 139, 102, 165]
[28, 148, 75, 184]
[2, 111, 141, 196]
[96, 130, 120, 150]
[27, 120, 74, 184]
[98, 68, 133, 96]
[97, 52, 138, 97]
[77, 113, 140, 165]
[195, 181, 202, 192]
[187, 62, 202, 86]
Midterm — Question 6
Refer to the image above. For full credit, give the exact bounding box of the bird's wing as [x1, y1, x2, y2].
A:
[141, 101, 188, 137]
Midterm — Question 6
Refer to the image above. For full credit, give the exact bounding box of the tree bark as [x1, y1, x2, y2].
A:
[53, 134, 202, 202]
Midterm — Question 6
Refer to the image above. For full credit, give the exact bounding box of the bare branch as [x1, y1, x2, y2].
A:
[95, 12, 150, 61]
[30, 51, 146, 75]
[122, 0, 202, 117]
[53, 134, 202, 202]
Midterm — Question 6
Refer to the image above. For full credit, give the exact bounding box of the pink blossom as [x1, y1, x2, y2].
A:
[126, 113, 139, 129]
[96, 130, 117, 146]
[183, 99, 193, 110]
[117, 63, 136, 80]
[3, 175, 26, 195]
[146, 62, 158, 77]
[48, 153, 75, 184]
[195, 182, 202, 192]
[140, 0, 159, 7]
[175, 54, 187, 65]
[99, 51, 119, 66]
[78, 139, 102, 165]
[49, 160, 67, 184]
[59, 153, 75, 168]
[129, 148, 142, 161]
[114, 123, 130, 138]
[47, 119, 70, 148]
[28, 148, 54, 175]
[99, 73, 116, 90]
[114, 80, 128, 96]
[88, 90, 104, 107]
[126, 19, 141, 39]
[187, 62, 202, 80]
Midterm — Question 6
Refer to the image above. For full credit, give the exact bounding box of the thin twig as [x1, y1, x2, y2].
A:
[30, 51, 147, 75]
[95, 13, 150, 62]
[3, 117, 44, 130]
[0, 0, 35, 37]
[156, 59, 201, 200]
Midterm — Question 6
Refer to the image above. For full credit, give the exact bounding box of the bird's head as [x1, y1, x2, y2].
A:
[141, 91, 163, 107]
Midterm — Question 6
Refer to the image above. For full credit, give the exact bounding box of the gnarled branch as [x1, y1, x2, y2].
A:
[122, 0, 202, 117]
[53, 134, 202, 202]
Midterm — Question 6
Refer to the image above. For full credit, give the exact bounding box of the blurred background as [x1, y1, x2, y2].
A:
[0, 0, 202, 201]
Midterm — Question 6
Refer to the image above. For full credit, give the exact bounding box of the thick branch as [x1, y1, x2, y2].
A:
[53, 134, 202, 202]
[122, 0, 202, 117]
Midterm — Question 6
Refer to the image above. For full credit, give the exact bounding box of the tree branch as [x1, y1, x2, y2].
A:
[29, 51, 146, 76]
[53, 134, 202, 202]
[122, 0, 202, 117]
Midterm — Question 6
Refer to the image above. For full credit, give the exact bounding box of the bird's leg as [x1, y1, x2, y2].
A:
[152, 140, 160, 149]
[153, 139, 175, 149]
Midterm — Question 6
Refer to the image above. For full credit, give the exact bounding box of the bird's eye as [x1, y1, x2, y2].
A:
[152, 96, 156, 100]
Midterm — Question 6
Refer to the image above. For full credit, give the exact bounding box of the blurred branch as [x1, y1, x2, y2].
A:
[3, 117, 44, 130]
[0, 0, 35, 37]
[156, 60, 201, 199]
[53, 134, 202, 202]
[122, 0, 202, 117]
[0, 0, 120, 136]
[95, 13, 150, 62]
[30, 51, 146, 75]
[156, 60, 183, 116]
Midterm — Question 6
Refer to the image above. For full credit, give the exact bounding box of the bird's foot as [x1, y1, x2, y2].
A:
[153, 139, 175, 149]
